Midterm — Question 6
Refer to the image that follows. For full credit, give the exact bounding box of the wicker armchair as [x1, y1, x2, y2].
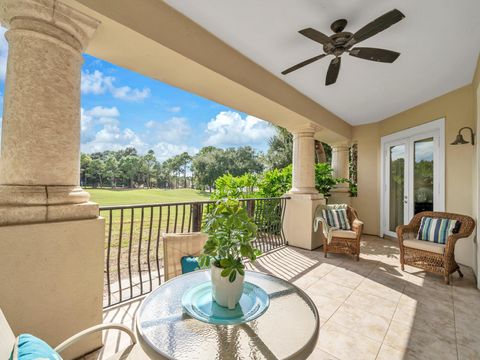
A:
[314, 205, 364, 261]
[397, 211, 475, 284]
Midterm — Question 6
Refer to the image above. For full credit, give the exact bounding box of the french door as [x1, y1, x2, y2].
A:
[381, 119, 445, 238]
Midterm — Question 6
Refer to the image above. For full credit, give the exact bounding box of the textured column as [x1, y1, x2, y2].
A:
[290, 130, 318, 194]
[329, 142, 351, 204]
[331, 142, 350, 180]
[284, 124, 325, 250]
[0, 0, 100, 225]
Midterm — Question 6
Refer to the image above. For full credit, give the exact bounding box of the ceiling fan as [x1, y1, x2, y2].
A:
[281, 9, 405, 85]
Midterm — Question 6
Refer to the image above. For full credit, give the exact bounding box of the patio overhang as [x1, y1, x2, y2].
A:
[61, 0, 352, 144]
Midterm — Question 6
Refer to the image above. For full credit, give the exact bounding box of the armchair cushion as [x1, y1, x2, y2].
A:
[11, 334, 61, 360]
[331, 230, 357, 239]
[417, 217, 460, 244]
[403, 239, 445, 255]
[322, 208, 351, 230]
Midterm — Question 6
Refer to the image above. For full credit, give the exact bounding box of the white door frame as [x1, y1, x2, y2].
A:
[380, 118, 445, 237]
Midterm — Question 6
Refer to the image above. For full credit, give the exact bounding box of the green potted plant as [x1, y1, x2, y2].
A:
[198, 198, 260, 309]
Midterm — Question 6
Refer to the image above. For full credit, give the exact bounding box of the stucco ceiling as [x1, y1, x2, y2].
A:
[165, 0, 480, 125]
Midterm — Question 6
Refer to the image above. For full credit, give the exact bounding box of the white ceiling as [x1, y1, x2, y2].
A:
[165, 0, 480, 125]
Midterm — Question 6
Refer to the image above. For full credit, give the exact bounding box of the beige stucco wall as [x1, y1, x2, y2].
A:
[352, 85, 476, 267]
[0, 218, 105, 359]
[473, 53, 480, 285]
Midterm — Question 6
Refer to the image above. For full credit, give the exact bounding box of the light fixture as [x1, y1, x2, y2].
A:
[451, 127, 475, 146]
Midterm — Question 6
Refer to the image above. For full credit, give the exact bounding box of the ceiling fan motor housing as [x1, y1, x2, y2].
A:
[325, 31, 354, 56]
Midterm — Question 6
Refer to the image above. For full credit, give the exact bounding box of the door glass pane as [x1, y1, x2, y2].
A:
[389, 145, 405, 232]
[414, 138, 434, 214]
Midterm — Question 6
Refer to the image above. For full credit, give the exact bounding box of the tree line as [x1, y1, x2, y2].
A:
[80, 126, 337, 191]
[80, 146, 264, 190]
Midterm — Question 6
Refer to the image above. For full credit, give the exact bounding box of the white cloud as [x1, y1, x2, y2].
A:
[152, 142, 198, 162]
[82, 123, 144, 153]
[81, 69, 150, 102]
[204, 111, 275, 147]
[145, 117, 191, 143]
[80, 106, 196, 160]
[85, 106, 120, 118]
[111, 86, 150, 101]
[0, 28, 7, 81]
[81, 70, 114, 95]
[167, 106, 181, 113]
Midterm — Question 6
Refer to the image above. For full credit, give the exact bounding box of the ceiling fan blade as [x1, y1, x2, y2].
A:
[299, 28, 333, 46]
[325, 57, 341, 86]
[349, 9, 405, 46]
[349, 47, 400, 63]
[281, 54, 326, 75]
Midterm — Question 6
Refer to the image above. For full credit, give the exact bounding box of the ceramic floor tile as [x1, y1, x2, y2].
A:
[322, 267, 366, 289]
[458, 344, 480, 360]
[307, 348, 340, 360]
[344, 289, 398, 319]
[317, 320, 382, 360]
[328, 303, 390, 342]
[306, 278, 354, 301]
[356, 278, 403, 302]
[384, 319, 457, 358]
[376, 344, 406, 360]
[307, 293, 344, 320]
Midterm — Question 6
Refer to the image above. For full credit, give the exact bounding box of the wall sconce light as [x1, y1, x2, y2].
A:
[451, 127, 475, 146]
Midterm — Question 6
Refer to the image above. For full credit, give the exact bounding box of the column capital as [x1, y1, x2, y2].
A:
[0, 0, 100, 51]
[330, 140, 351, 151]
[287, 122, 322, 135]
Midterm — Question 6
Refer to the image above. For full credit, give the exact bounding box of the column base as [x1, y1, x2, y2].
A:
[0, 202, 99, 226]
[0, 185, 98, 225]
[0, 217, 105, 359]
[328, 184, 351, 205]
[283, 192, 326, 250]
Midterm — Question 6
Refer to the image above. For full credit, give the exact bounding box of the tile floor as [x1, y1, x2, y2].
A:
[86, 235, 480, 360]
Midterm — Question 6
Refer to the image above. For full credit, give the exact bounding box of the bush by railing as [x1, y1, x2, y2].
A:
[100, 197, 289, 308]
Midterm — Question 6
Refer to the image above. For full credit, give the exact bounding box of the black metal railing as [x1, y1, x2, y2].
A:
[100, 197, 289, 308]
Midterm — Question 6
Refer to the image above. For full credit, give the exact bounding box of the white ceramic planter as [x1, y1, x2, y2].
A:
[211, 264, 244, 309]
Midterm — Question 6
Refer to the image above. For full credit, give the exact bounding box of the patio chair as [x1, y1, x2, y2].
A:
[397, 211, 475, 284]
[314, 204, 364, 261]
[163, 232, 208, 281]
[0, 306, 136, 360]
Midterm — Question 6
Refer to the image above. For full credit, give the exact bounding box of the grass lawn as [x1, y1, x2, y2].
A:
[87, 188, 210, 206]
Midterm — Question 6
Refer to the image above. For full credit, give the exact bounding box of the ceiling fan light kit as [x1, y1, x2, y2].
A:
[282, 9, 406, 85]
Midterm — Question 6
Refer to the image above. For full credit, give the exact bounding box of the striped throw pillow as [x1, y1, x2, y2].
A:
[417, 217, 460, 244]
[322, 208, 351, 230]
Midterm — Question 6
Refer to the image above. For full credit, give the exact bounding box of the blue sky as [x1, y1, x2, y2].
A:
[0, 27, 275, 161]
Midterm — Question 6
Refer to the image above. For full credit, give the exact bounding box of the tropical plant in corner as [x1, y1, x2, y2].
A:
[198, 198, 260, 283]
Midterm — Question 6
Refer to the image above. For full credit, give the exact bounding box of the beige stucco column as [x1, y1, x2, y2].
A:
[290, 130, 318, 193]
[283, 125, 326, 250]
[0, 0, 99, 225]
[329, 142, 351, 204]
[0, 2, 104, 359]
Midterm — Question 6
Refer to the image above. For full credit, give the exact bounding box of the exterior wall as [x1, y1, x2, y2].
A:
[0, 218, 105, 359]
[473, 54, 480, 287]
[352, 85, 476, 267]
[351, 124, 381, 235]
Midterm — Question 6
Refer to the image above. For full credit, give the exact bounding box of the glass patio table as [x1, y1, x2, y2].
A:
[136, 269, 319, 360]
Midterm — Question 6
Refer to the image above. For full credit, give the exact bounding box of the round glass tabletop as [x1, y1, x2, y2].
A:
[136, 270, 319, 360]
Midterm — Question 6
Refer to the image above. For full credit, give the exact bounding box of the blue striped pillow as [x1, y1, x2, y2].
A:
[417, 217, 460, 244]
[322, 208, 351, 230]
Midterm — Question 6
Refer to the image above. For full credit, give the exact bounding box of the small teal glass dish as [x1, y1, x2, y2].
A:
[182, 281, 270, 325]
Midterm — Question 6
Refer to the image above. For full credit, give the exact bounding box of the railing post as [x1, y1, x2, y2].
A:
[192, 203, 203, 232]
[246, 199, 255, 218]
